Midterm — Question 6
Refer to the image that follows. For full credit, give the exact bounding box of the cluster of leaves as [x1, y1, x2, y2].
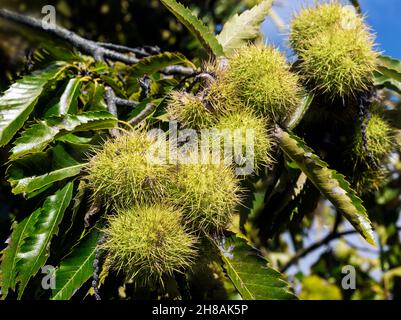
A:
[0, 0, 401, 300]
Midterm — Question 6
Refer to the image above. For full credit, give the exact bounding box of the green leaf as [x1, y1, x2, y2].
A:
[159, 0, 224, 57]
[33, 46, 79, 64]
[216, 0, 273, 57]
[374, 55, 401, 94]
[0, 62, 69, 146]
[45, 78, 83, 116]
[10, 111, 116, 160]
[83, 82, 108, 111]
[51, 144, 81, 169]
[212, 234, 296, 300]
[276, 128, 376, 246]
[287, 93, 314, 130]
[16, 182, 74, 298]
[51, 229, 101, 300]
[0, 183, 74, 299]
[377, 55, 401, 76]
[64, 180, 87, 236]
[0, 220, 34, 299]
[129, 52, 195, 79]
[56, 133, 94, 145]
[374, 71, 401, 95]
[8, 163, 84, 195]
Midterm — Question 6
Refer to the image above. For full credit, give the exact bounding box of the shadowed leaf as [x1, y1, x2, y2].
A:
[212, 234, 296, 300]
[276, 128, 375, 246]
[51, 229, 101, 300]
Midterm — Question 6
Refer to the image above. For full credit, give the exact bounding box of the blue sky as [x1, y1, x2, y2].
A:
[262, 0, 401, 59]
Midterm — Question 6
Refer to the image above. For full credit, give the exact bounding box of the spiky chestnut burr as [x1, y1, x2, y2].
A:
[168, 157, 241, 232]
[214, 107, 275, 171]
[166, 91, 214, 129]
[297, 28, 377, 98]
[86, 130, 171, 210]
[100, 204, 198, 285]
[290, 3, 378, 98]
[218, 45, 302, 125]
[290, 2, 366, 52]
[351, 112, 394, 168]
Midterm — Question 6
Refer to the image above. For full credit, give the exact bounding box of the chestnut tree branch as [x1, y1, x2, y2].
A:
[0, 9, 140, 64]
[105, 87, 121, 138]
[114, 97, 139, 107]
[0, 9, 197, 76]
[97, 42, 160, 57]
[280, 230, 359, 273]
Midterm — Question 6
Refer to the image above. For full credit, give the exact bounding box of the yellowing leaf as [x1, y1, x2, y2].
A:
[217, 0, 273, 57]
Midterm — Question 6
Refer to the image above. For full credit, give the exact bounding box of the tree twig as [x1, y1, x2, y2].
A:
[104, 87, 118, 117]
[281, 226, 401, 273]
[139, 75, 151, 99]
[281, 230, 357, 273]
[97, 42, 160, 57]
[92, 234, 107, 301]
[0, 9, 139, 64]
[114, 97, 139, 107]
[84, 198, 102, 228]
[0, 9, 198, 77]
[104, 87, 120, 138]
[162, 65, 196, 76]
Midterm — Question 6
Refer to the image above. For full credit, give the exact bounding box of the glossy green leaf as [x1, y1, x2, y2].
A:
[374, 55, 401, 94]
[0, 62, 69, 146]
[9, 164, 84, 195]
[377, 55, 401, 75]
[160, 0, 224, 57]
[16, 182, 74, 298]
[0, 183, 73, 299]
[45, 78, 83, 116]
[0, 220, 35, 299]
[51, 144, 81, 169]
[217, 0, 273, 57]
[83, 82, 108, 111]
[51, 229, 100, 300]
[374, 71, 401, 95]
[213, 234, 296, 300]
[276, 128, 376, 246]
[287, 93, 314, 130]
[10, 111, 116, 160]
[56, 133, 94, 145]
